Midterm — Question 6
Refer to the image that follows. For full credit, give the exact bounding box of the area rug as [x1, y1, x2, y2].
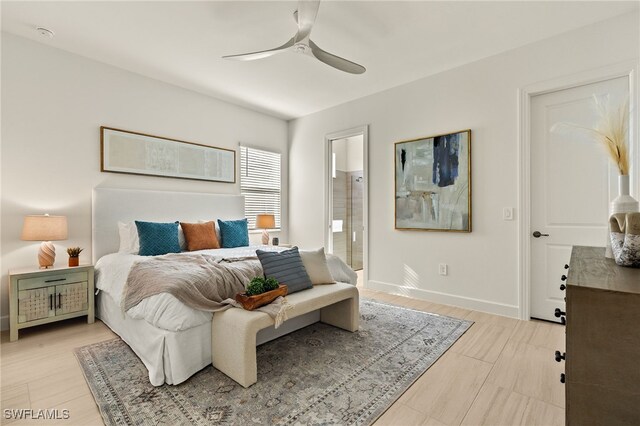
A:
[75, 299, 472, 425]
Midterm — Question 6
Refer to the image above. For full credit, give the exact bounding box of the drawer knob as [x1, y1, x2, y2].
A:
[561, 275, 567, 281]
[560, 373, 565, 384]
[564, 264, 569, 269]
[554, 308, 566, 318]
[560, 284, 566, 291]
[555, 351, 566, 362]
[560, 316, 566, 325]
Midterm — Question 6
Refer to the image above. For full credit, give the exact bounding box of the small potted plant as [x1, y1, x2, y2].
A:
[66, 247, 83, 267]
[236, 277, 287, 310]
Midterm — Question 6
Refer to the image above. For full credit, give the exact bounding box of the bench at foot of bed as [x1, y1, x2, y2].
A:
[211, 282, 359, 388]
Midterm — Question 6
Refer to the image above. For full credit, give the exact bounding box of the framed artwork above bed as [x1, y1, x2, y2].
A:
[101, 126, 236, 183]
[395, 129, 472, 232]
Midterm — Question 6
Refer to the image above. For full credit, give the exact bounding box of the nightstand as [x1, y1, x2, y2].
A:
[9, 264, 94, 341]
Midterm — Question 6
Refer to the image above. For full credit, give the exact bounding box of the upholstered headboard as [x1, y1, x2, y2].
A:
[92, 187, 244, 262]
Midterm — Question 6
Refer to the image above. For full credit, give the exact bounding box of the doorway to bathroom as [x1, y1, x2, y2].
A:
[325, 126, 368, 286]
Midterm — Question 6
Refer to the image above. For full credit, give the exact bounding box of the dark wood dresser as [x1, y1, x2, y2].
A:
[563, 246, 640, 426]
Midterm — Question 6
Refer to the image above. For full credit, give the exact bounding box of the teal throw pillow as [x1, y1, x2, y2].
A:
[217, 218, 249, 248]
[135, 221, 181, 256]
[256, 247, 313, 294]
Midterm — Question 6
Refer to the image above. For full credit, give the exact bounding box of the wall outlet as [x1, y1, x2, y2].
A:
[503, 207, 514, 221]
[438, 263, 448, 276]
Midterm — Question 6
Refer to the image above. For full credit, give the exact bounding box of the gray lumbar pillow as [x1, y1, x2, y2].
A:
[256, 246, 313, 294]
[299, 247, 336, 285]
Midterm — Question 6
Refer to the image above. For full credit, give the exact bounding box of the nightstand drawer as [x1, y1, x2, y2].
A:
[18, 271, 88, 291]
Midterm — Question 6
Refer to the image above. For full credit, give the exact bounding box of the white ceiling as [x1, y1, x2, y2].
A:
[2, 1, 637, 120]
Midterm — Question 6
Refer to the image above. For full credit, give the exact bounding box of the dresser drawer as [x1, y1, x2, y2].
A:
[17, 271, 88, 291]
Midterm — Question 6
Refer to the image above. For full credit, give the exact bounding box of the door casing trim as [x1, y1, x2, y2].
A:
[324, 125, 369, 287]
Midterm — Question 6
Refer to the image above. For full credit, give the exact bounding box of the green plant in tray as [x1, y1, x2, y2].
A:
[245, 276, 280, 296]
[263, 277, 279, 292]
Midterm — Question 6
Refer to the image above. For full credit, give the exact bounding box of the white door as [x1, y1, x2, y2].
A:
[530, 76, 628, 322]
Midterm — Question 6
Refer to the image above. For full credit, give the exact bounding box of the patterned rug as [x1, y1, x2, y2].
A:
[75, 299, 472, 425]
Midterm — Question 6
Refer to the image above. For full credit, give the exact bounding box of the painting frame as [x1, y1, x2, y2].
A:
[100, 126, 236, 183]
[394, 129, 472, 232]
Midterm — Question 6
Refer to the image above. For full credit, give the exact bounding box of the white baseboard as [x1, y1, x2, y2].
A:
[1, 315, 8, 332]
[366, 280, 519, 319]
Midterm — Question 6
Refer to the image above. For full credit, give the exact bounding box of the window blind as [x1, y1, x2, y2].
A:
[240, 145, 281, 230]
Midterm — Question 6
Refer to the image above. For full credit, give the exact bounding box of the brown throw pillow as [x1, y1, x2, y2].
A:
[180, 221, 220, 251]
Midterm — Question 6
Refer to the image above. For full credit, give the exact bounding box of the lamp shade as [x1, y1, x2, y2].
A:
[255, 214, 275, 229]
[21, 215, 68, 241]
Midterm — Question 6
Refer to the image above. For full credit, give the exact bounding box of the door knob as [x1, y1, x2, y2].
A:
[532, 231, 549, 238]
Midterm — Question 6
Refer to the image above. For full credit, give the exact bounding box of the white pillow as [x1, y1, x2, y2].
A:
[118, 221, 139, 254]
[178, 226, 186, 251]
[299, 247, 336, 285]
[118, 221, 186, 254]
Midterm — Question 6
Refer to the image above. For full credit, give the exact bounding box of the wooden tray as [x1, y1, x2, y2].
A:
[235, 284, 288, 311]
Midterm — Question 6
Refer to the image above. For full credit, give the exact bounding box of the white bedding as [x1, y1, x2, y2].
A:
[95, 245, 357, 332]
[95, 245, 282, 331]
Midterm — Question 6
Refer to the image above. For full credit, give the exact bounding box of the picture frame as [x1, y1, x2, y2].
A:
[100, 126, 236, 183]
[395, 129, 471, 232]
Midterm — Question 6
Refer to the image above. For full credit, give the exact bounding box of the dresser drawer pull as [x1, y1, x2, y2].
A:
[57, 293, 62, 309]
[44, 278, 67, 283]
[560, 373, 565, 384]
[560, 316, 566, 325]
[49, 294, 53, 310]
[554, 351, 565, 362]
[561, 275, 567, 281]
[564, 264, 569, 269]
[554, 308, 565, 318]
[560, 284, 566, 291]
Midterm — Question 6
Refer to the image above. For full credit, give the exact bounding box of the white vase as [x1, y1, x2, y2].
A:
[606, 175, 639, 258]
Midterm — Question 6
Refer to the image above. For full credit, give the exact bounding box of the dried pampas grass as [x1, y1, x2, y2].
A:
[551, 95, 630, 175]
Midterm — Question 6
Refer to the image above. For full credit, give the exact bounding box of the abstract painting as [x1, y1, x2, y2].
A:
[395, 130, 471, 232]
[101, 127, 235, 183]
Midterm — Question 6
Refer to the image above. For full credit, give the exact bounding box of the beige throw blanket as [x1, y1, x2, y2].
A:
[122, 254, 292, 326]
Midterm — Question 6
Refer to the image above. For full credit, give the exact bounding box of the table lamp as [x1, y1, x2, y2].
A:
[21, 214, 68, 268]
[256, 214, 275, 245]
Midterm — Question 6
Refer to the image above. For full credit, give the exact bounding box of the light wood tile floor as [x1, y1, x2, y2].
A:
[0, 287, 565, 426]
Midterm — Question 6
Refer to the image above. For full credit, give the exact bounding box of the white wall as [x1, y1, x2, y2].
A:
[332, 136, 364, 172]
[332, 138, 348, 172]
[346, 136, 364, 172]
[289, 12, 640, 317]
[1, 34, 288, 329]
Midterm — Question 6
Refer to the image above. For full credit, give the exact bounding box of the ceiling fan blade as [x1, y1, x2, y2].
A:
[309, 40, 366, 74]
[222, 37, 295, 61]
[295, 0, 320, 41]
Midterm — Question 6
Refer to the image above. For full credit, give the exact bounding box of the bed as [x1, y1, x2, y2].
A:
[92, 187, 355, 386]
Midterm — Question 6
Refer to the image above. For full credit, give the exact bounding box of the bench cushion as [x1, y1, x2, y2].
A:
[300, 248, 336, 285]
[257, 247, 312, 294]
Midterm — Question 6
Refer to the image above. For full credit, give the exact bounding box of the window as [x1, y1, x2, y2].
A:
[240, 145, 281, 230]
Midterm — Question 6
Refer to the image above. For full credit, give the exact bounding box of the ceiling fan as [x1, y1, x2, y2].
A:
[222, 0, 366, 74]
